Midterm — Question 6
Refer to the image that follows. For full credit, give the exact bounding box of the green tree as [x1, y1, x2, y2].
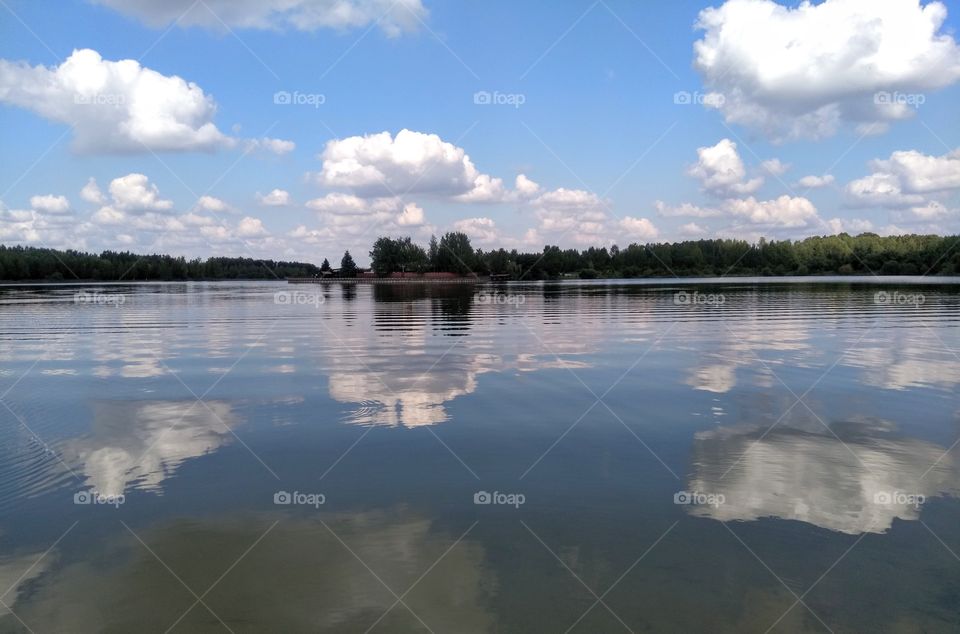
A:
[370, 236, 400, 276]
[320, 258, 331, 273]
[428, 234, 439, 272]
[340, 250, 358, 277]
[436, 232, 475, 275]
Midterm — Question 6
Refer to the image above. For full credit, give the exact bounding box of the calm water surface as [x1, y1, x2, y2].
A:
[1, 278, 959, 632]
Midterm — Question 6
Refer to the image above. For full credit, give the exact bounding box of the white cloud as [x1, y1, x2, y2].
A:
[194, 195, 230, 214]
[689, 139, 763, 197]
[395, 203, 425, 226]
[693, 0, 960, 141]
[872, 148, 960, 193]
[827, 217, 875, 234]
[532, 188, 606, 231]
[246, 137, 296, 155]
[306, 193, 384, 216]
[454, 174, 507, 203]
[257, 189, 292, 207]
[618, 216, 659, 241]
[107, 173, 173, 213]
[845, 172, 925, 208]
[514, 174, 541, 198]
[679, 222, 707, 237]
[795, 174, 835, 189]
[453, 217, 499, 244]
[906, 200, 954, 220]
[93, 0, 428, 37]
[30, 194, 70, 215]
[761, 158, 790, 176]
[236, 216, 268, 237]
[80, 178, 105, 204]
[724, 195, 819, 228]
[654, 200, 721, 218]
[845, 147, 960, 227]
[0, 49, 233, 153]
[315, 129, 503, 200]
[180, 212, 216, 227]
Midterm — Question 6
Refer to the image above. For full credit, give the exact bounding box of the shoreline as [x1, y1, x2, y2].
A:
[3, 274, 960, 286]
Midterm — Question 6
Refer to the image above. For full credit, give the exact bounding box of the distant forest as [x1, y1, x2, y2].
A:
[1, 232, 959, 282]
[367, 232, 960, 279]
[0, 246, 320, 281]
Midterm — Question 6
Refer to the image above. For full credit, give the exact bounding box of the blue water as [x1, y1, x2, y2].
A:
[0, 279, 958, 632]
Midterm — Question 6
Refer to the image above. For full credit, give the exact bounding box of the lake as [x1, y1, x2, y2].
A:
[1, 278, 958, 632]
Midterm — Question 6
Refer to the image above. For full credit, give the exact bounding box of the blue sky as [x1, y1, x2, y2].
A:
[1, 0, 959, 264]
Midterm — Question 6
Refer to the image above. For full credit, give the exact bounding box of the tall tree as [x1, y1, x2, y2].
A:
[428, 234, 439, 272]
[436, 231, 475, 275]
[340, 250, 358, 277]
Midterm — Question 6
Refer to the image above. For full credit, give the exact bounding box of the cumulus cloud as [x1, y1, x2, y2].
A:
[194, 195, 231, 214]
[679, 222, 708, 237]
[619, 216, 659, 241]
[0, 49, 233, 153]
[845, 172, 924, 208]
[654, 200, 722, 218]
[659, 141, 826, 235]
[826, 217, 875, 234]
[761, 158, 790, 176]
[315, 129, 505, 200]
[106, 173, 173, 213]
[30, 194, 70, 215]
[395, 203, 425, 226]
[845, 147, 960, 210]
[795, 174, 835, 189]
[246, 137, 296, 155]
[905, 200, 954, 220]
[515, 174, 541, 198]
[453, 217, 499, 244]
[236, 216, 268, 237]
[93, 0, 428, 37]
[306, 193, 431, 238]
[689, 139, 763, 197]
[872, 148, 960, 193]
[257, 189, 292, 207]
[693, 0, 960, 141]
[80, 178, 105, 204]
[723, 195, 819, 228]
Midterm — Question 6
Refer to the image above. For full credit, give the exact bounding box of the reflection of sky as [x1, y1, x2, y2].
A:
[6, 509, 493, 632]
[685, 420, 959, 534]
[0, 550, 50, 617]
[321, 291, 616, 427]
[64, 400, 234, 497]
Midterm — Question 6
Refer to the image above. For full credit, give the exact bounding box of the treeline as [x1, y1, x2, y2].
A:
[0, 246, 319, 281]
[3, 232, 959, 282]
[365, 232, 960, 278]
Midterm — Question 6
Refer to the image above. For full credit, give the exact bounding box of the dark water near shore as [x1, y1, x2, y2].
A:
[1, 278, 959, 632]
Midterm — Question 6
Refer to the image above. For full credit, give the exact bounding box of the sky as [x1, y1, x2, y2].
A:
[1, 0, 959, 265]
